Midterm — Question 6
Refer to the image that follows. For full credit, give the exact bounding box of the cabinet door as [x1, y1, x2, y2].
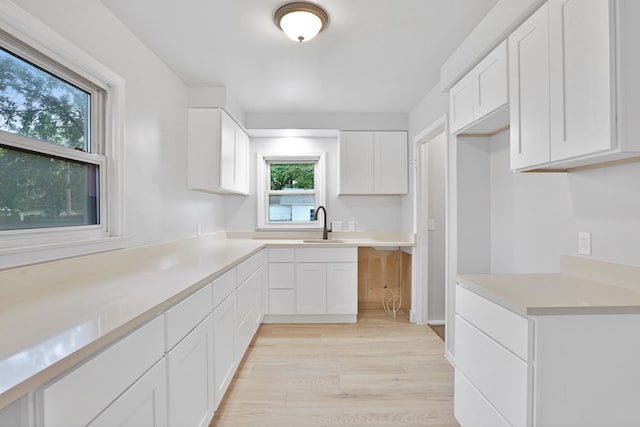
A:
[219, 111, 237, 191]
[187, 108, 220, 192]
[509, 3, 551, 170]
[373, 132, 408, 195]
[234, 126, 250, 194]
[268, 289, 295, 314]
[474, 41, 508, 120]
[449, 73, 475, 134]
[166, 315, 214, 427]
[549, 0, 613, 161]
[213, 294, 236, 409]
[326, 263, 357, 314]
[89, 359, 167, 427]
[295, 263, 327, 314]
[338, 131, 374, 194]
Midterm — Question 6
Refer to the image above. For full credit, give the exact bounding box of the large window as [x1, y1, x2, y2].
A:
[257, 153, 326, 229]
[0, 32, 105, 233]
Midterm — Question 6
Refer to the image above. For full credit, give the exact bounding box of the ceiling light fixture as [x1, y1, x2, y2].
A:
[274, 2, 328, 43]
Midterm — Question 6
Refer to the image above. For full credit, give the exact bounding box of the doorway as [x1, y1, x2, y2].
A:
[412, 115, 449, 344]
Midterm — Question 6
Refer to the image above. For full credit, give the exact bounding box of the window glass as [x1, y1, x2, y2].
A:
[0, 47, 90, 151]
[270, 163, 314, 190]
[269, 194, 315, 222]
[0, 145, 99, 230]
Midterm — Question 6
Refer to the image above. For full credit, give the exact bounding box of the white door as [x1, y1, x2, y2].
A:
[338, 131, 374, 194]
[166, 315, 214, 427]
[509, 3, 550, 170]
[213, 294, 236, 408]
[549, 0, 613, 161]
[219, 111, 237, 191]
[234, 127, 250, 194]
[374, 132, 408, 195]
[296, 263, 327, 314]
[449, 74, 475, 133]
[326, 263, 358, 314]
[89, 360, 167, 427]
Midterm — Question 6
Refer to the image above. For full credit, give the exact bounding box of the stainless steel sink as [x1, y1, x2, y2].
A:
[302, 239, 345, 244]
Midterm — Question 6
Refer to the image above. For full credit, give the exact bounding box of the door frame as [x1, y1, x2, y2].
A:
[412, 114, 456, 363]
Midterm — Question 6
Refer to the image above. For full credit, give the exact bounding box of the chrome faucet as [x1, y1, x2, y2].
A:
[314, 205, 329, 240]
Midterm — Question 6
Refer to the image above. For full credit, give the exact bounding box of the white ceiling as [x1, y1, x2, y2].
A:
[100, 0, 498, 116]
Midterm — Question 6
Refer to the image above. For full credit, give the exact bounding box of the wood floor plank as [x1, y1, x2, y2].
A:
[211, 310, 459, 427]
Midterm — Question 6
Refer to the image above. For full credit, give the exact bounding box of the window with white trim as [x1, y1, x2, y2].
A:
[257, 153, 326, 229]
[0, 30, 108, 236]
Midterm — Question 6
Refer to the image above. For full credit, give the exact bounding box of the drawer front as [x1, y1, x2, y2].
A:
[456, 284, 530, 360]
[295, 247, 357, 263]
[237, 250, 265, 285]
[455, 315, 529, 427]
[268, 248, 295, 262]
[213, 268, 237, 308]
[165, 283, 213, 351]
[268, 263, 295, 289]
[454, 368, 511, 427]
[39, 316, 164, 427]
[236, 267, 262, 325]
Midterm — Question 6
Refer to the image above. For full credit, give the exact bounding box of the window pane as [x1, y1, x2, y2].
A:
[269, 194, 315, 222]
[0, 145, 99, 230]
[270, 163, 314, 190]
[0, 47, 90, 151]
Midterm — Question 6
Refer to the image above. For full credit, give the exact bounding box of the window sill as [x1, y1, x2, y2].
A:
[0, 235, 130, 270]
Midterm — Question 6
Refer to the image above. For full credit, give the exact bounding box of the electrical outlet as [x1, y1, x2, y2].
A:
[578, 232, 591, 256]
[428, 219, 436, 231]
[348, 221, 356, 232]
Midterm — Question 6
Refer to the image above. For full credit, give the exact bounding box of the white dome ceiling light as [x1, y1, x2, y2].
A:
[274, 2, 329, 43]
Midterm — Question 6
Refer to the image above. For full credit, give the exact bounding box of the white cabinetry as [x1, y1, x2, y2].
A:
[265, 247, 358, 322]
[165, 284, 214, 427]
[509, 0, 640, 171]
[89, 360, 167, 427]
[295, 248, 358, 318]
[338, 131, 408, 195]
[267, 248, 296, 315]
[212, 250, 266, 409]
[212, 269, 237, 409]
[36, 317, 166, 427]
[449, 40, 509, 135]
[188, 108, 249, 195]
[454, 283, 640, 427]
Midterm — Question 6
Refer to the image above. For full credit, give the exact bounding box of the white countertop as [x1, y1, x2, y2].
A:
[457, 256, 640, 317]
[0, 232, 414, 410]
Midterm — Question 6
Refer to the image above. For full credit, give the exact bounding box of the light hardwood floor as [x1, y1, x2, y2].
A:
[210, 310, 459, 427]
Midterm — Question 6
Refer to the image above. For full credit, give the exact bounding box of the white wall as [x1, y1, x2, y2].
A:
[404, 85, 449, 233]
[490, 131, 640, 270]
[224, 136, 405, 232]
[13, 0, 226, 249]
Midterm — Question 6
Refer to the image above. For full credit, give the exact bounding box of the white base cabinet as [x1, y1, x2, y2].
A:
[29, 250, 267, 427]
[265, 247, 358, 322]
[89, 359, 167, 427]
[36, 317, 165, 427]
[455, 283, 640, 427]
[166, 315, 214, 427]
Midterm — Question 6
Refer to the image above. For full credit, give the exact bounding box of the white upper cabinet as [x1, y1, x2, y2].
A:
[510, 0, 640, 171]
[449, 40, 509, 135]
[509, 3, 551, 170]
[338, 131, 408, 195]
[548, 0, 612, 161]
[188, 108, 250, 195]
